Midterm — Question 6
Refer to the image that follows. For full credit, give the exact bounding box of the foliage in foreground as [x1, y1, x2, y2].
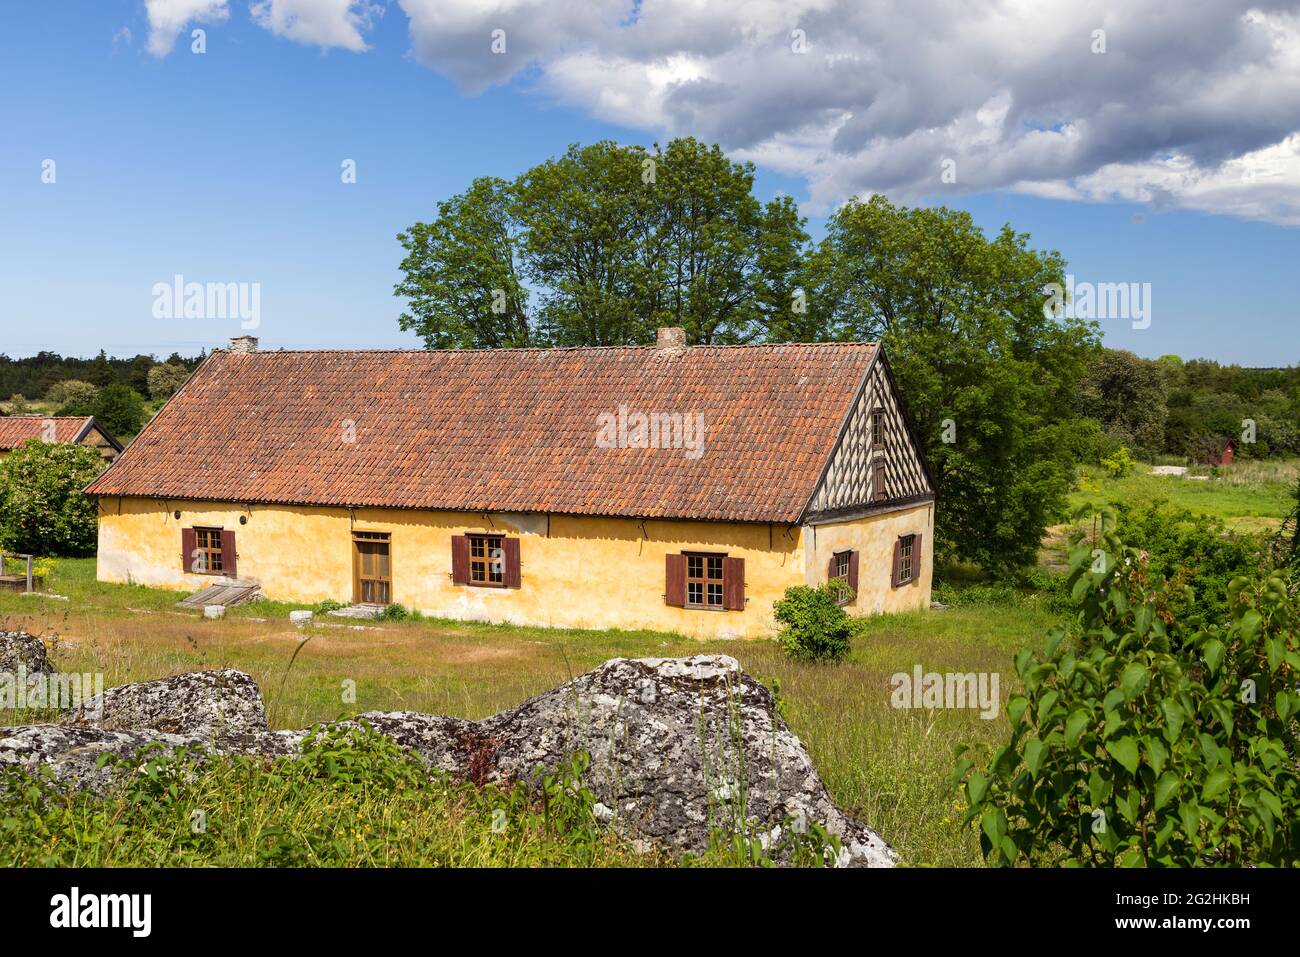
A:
[0, 723, 645, 868]
[0, 439, 103, 556]
[0, 720, 843, 868]
[774, 584, 854, 663]
[955, 507, 1300, 866]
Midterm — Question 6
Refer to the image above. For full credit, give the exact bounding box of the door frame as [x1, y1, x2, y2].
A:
[352, 530, 392, 605]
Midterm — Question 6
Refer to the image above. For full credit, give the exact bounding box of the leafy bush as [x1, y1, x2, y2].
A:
[954, 507, 1300, 866]
[44, 379, 98, 407]
[1109, 500, 1262, 624]
[774, 584, 853, 662]
[378, 602, 422, 621]
[0, 440, 103, 556]
[1100, 445, 1134, 478]
[311, 599, 345, 614]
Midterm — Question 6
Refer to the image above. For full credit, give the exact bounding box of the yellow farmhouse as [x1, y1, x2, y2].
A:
[87, 330, 935, 639]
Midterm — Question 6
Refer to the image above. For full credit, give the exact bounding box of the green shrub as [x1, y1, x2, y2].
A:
[378, 602, 422, 621]
[0, 440, 103, 556]
[1100, 445, 1134, 478]
[774, 584, 853, 663]
[312, 599, 345, 614]
[44, 380, 98, 408]
[1109, 499, 1262, 624]
[954, 506, 1300, 866]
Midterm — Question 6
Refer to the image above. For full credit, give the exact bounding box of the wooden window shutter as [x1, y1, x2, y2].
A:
[451, 535, 470, 585]
[501, 537, 521, 588]
[664, 554, 686, 606]
[722, 557, 745, 611]
[827, 554, 838, 579]
[891, 538, 903, 588]
[220, 529, 237, 579]
[848, 550, 860, 592]
[911, 534, 922, 584]
[182, 527, 196, 573]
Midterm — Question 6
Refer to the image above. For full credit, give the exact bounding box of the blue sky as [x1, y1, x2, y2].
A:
[1, 1, 1297, 365]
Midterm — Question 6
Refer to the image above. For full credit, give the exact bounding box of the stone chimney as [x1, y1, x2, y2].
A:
[229, 336, 259, 354]
[655, 327, 687, 351]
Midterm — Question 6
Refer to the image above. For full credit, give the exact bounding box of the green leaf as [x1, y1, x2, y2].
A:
[1179, 802, 1200, 838]
[1201, 769, 1231, 803]
[1119, 662, 1148, 700]
[1202, 638, 1224, 675]
[966, 772, 989, 805]
[1105, 736, 1140, 775]
[1154, 773, 1180, 810]
[1025, 738, 1046, 777]
[1064, 709, 1089, 747]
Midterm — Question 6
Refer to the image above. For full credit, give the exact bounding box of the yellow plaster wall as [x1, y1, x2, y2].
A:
[97, 497, 933, 637]
[803, 502, 933, 614]
[97, 498, 810, 638]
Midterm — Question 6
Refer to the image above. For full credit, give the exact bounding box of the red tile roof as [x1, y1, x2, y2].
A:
[0, 415, 97, 450]
[86, 343, 878, 523]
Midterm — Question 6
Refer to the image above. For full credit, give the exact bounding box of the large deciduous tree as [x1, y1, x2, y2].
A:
[798, 195, 1100, 572]
[395, 137, 808, 348]
[1076, 349, 1169, 455]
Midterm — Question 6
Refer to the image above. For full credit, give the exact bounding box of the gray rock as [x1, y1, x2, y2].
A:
[1, 654, 896, 867]
[0, 631, 53, 677]
[62, 668, 268, 739]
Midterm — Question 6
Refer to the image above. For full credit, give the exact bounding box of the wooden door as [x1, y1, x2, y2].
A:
[353, 532, 391, 604]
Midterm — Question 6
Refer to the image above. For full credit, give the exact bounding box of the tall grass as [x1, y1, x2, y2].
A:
[1, 559, 1057, 867]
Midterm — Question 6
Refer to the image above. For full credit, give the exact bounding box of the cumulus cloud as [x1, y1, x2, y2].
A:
[250, 0, 382, 53]
[393, 0, 1300, 224]
[144, 0, 229, 57]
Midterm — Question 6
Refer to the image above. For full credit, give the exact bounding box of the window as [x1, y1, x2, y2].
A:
[829, 549, 855, 605]
[871, 407, 886, 451]
[892, 534, 920, 588]
[685, 553, 725, 609]
[452, 535, 520, 589]
[469, 534, 505, 586]
[193, 527, 223, 573]
[832, 550, 851, 581]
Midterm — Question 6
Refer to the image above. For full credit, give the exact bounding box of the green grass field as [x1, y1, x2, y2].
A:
[1069, 459, 1298, 531]
[2, 456, 1293, 867]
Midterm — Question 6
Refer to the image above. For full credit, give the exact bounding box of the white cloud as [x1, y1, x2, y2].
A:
[144, 0, 229, 58]
[249, 0, 382, 53]
[391, 0, 1300, 224]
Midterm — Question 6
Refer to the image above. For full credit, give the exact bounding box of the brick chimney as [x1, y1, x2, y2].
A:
[655, 327, 687, 350]
[229, 336, 259, 354]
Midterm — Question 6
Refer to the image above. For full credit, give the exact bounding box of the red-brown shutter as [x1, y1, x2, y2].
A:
[664, 554, 686, 606]
[722, 557, 745, 611]
[910, 534, 922, 584]
[827, 554, 838, 580]
[891, 538, 903, 588]
[502, 537, 521, 588]
[848, 550, 860, 592]
[451, 535, 470, 585]
[182, 527, 196, 573]
[220, 529, 237, 579]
